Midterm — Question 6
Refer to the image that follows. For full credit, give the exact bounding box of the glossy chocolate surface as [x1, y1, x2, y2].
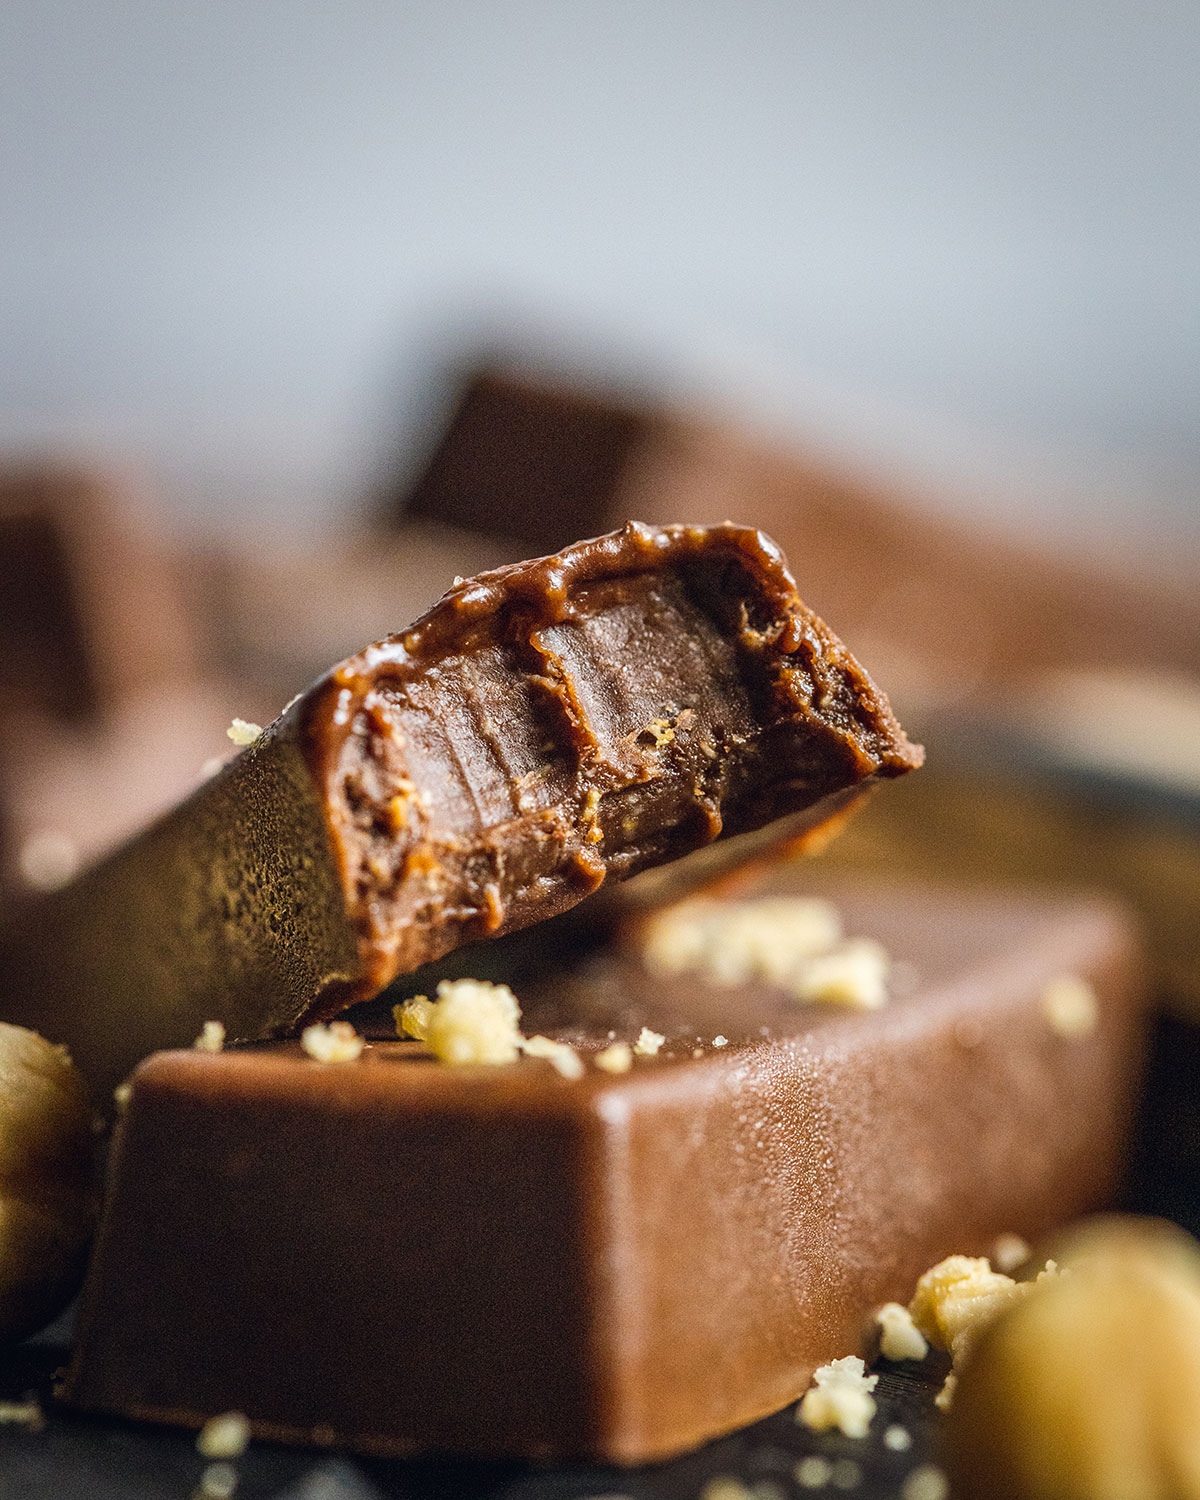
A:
[0, 523, 919, 1100]
[65, 878, 1145, 1463]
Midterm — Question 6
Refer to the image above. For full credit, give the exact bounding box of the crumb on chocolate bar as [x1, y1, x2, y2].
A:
[876, 1301, 930, 1361]
[796, 1355, 878, 1438]
[884, 1424, 912, 1451]
[641, 897, 889, 1009]
[520, 1034, 584, 1080]
[633, 1026, 665, 1057]
[1042, 975, 1100, 1038]
[594, 1041, 633, 1073]
[193, 1021, 225, 1053]
[299, 1021, 364, 1064]
[395, 979, 522, 1066]
[225, 718, 262, 747]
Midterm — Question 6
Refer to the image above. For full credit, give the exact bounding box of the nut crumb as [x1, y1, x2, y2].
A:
[712, 1034, 729, 1047]
[521, 1034, 584, 1080]
[900, 1467, 949, 1500]
[884, 1424, 912, 1451]
[789, 939, 889, 1011]
[797, 1355, 878, 1438]
[196, 1410, 250, 1459]
[876, 1301, 930, 1361]
[225, 719, 262, 747]
[113, 1081, 133, 1111]
[634, 1026, 665, 1057]
[1043, 975, 1099, 1038]
[193, 1020, 225, 1053]
[910, 1255, 1046, 1364]
[594, 1042, 633, 1074]
[935, 1372, 957, 1412]
[396, 980, 521, 1065]
[299, 1021, 364, 1064]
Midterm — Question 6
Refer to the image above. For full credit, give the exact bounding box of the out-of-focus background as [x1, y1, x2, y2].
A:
[2, 2, 1198, 1003]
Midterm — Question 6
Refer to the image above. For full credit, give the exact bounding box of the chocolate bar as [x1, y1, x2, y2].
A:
[0, 464, 194, 724]
[64, 878, 1146, 1462]
[0, 523, 920, 1098]
[395, 367, 1200, 713]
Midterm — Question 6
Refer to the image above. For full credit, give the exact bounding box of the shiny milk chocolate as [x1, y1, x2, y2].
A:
[64, 878, 1145, 1462]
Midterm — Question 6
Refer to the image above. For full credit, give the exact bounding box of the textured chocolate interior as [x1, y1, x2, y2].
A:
[65, 878, 1145, 1464]
[0, 523, 919, 1099]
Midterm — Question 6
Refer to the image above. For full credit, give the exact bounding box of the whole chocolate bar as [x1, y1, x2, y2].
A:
[0, 523, 920, 1098]
[64, 878, 1145, 1462]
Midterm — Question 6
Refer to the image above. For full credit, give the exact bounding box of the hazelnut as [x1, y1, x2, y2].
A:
[0, 1024, 95, 1340]
[946, 1216, 1200, 1499]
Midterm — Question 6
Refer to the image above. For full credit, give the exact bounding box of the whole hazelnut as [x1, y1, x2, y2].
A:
[946, 1216, 1200, 1500]
[0, 1024, 95, 1340]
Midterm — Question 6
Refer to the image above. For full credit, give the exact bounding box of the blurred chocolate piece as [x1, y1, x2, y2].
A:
[64, 879, 1144, 1462]
[0, 464, 194, 723]
[400, 369, 654, 552]
[395, 367, 1200, 715]
[0, 523, 920, 1099]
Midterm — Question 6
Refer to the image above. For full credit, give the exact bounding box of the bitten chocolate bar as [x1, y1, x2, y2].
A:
[64, 878, 1145, 1463]
[0, 523, 920, 1098]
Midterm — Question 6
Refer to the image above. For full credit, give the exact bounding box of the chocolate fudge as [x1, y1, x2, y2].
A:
[0, 523, 920, 1098]
[64, 878, 1146, 1462]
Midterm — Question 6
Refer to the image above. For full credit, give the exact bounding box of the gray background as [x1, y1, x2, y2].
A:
[2, 1, 1197, 556]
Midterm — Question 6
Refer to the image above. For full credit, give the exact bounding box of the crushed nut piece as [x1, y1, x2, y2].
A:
[594, 1041, 633, 1074]
[396, 980, 521, 1065]
[225, 719, 262, 747]
[935, 1372, 957, 1412]
[797, 1355, 878, 1438]
[521, 1034, 584, 1080]
[193, 1020, 225, 1053]
[196, 1410, 250, 1459]
[876, 1301, 930, 1361]
[990, 1232, 1031, 1275]
[910, 1255, 1036, 1364]
[633, 1026, 665, 1057]
[644, 716, 676, 748]
[299, 1021, 364, 1064]
[712, 1034, 729, 1047]
[1042, 975, 1100, 1038]
[642, 896, 842, 988]
[900, 1467, 949, 1500]
[884, 1424, 912, 1451]
[789, 939, 889, 1010]
[113, 1081, 133, 1111]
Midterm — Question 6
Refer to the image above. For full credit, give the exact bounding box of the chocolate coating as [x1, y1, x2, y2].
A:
[64, 879, 1145, 1463]
[0, 523, 919, 1098]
